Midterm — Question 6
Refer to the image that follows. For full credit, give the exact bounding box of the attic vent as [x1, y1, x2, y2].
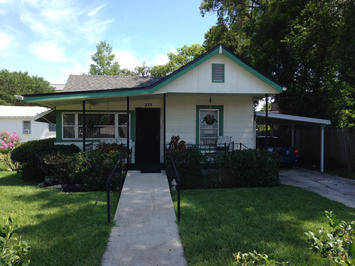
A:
[212, 64, 224, 83]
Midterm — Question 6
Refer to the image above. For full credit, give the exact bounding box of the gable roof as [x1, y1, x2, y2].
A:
[23, 45, 283, 103]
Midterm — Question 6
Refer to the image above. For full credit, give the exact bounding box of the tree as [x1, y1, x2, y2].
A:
[0, 70, 54, 105]
[150, 44, 206, 77]
[201, 0, 355, 127]
[89, 41, 122, 75]
[134, 62, 150, 77]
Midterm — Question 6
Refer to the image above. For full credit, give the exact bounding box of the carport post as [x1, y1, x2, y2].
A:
[265, 94, 269, 148]
[320, 126, 325, 173]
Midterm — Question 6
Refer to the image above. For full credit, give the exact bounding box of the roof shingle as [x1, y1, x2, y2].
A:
[64, 75, 161, 92]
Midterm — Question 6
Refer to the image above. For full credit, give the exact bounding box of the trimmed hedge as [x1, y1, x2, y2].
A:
[11, 138, 80, 181]
[67, 149, 127, 191]
[166, 149, 280, 189]
[216, 149, 280, 187]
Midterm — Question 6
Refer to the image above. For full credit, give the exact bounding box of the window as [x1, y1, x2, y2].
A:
[78, 114, 115, 138]
[48, 123, 56, 132]
[212, 64, 224, 83]
[62, 112, 129, 139]
[63, 114, 75, 138]
[23, 120, 31, 134]
[199, 109, 219, 145]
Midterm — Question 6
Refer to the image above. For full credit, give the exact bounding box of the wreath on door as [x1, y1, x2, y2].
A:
[203, 114, 217, 125]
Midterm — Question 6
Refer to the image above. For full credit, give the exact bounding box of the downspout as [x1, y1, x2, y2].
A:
[82, 100, 86, 152]
[126, 96, 130, 164]
[265, 94, 269, 148]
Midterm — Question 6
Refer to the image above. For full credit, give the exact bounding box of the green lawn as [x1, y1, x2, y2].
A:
[0, 171, 118, 266]
[173, 186, 355, 265]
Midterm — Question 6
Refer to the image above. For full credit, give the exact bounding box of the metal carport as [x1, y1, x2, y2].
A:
[255, 112, 331, 173]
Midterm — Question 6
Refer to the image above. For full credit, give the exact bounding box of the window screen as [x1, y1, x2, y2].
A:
[199, 109, 219, 145]
[48, 123, 56, 132]
[23, 120, 31, 134]
[78, 114, 115, 138]
[212, 64, 224, 82]
[63, 114, 75, 138]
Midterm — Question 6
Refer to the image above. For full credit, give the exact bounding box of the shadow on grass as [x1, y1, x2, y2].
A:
[0, 171, 120, 266]
[173, 185, 355, 265]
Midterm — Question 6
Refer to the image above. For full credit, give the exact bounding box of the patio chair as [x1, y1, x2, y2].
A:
[216, 136, 233, 153]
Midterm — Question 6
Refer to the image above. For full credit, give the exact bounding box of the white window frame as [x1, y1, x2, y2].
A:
[62, 112, 131, 140]
[23, 120, 31, 134]
[199, 109, 220, 145]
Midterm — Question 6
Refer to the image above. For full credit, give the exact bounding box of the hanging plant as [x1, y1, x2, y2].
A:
[203, 114, 217, 125]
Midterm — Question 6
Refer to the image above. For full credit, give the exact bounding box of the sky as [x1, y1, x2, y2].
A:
[0, 0, 217, 84]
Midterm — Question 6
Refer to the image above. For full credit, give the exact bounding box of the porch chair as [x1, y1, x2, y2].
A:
[216, 136, 233, 153]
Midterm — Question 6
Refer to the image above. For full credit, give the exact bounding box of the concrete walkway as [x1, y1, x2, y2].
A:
[101, 171, 186, 266]
[280, 168, 355, 208]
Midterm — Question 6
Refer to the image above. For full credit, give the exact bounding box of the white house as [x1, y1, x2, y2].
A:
[0, 105, 56, 142]
[22, 45, 283, 168]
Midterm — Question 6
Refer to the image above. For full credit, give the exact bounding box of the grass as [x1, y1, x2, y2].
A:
[172, 186, 355, 265]
[0, 171, 119, 266]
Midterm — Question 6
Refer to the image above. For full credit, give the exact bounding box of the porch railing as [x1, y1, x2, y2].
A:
[105, 154, 127, 224]
[166, 142, 248, 154]
[168, 155, 181, 223]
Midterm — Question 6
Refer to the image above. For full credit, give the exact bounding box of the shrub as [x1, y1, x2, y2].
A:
[216, 149, 280, 187]
[0, 217, 31, 266]
[11, 138, 80, 181]
[305, 211, 354, 265]
[166, 148, 204, 189]
[67, 149, 127, 191]
[0, 131, 19, 171]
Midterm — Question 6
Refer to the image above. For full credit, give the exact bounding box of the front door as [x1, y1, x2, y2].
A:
[135, 108, 160, 167]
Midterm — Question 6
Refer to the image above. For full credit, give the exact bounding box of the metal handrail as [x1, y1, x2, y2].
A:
[168, 155, 181, 223]
[106, 154, 126, 224]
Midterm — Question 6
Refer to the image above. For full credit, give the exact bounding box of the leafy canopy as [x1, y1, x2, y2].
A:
[150, 44, 206, 77]
[89, 41, 132, 76]
[0, 70, 54, 106]
[201, 0, 355, 127]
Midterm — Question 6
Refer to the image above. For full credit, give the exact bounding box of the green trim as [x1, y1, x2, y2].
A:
[195, 105, 224, 145]
[221, 49, 282, 92]
[212, 64, 225, 83]
[56, 110, 135, 142]
[23, 46, 282, 104]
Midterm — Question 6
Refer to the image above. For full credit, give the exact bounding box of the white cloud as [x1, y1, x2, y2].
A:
[88, 5, 105, 16]
[0, 32, 12, 50]
[30, 41, 67, 62]
[63, 62, 88, 77]
[114, 50, 142, 70]
[41, 9, 73, 20]
[148, 53, 169, 66]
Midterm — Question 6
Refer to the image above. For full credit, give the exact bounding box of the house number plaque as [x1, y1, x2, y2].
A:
[144, 103, 152, 107]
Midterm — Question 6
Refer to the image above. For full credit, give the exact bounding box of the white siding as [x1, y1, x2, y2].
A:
[156, 54, 277, 95]
[0, 118, 55, 142]
[166, 94, 255, 148]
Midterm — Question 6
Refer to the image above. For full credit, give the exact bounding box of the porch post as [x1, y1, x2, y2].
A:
[320, 125, 325, 173]
[126, 96, 130, 164]
[82, 100, 86, 152]
[265, 94, 269, 148]
[163, 94, 166, 165]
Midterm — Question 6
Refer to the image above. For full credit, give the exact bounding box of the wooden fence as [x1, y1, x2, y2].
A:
[295, 127, 355, 171]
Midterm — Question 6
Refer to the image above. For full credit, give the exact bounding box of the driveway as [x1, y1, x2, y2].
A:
[280, 168, 355, 209]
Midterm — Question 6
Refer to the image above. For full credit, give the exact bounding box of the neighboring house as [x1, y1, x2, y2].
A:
[22, 45, 283, 167]
[0, 106, 56, 142]
[50, 83, 65, 92]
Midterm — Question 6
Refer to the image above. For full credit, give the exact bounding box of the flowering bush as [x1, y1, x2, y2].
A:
[0, 131, 19, 170]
